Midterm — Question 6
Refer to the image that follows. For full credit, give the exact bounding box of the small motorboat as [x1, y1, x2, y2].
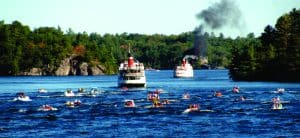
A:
[64, 89, 75, 97]
[189, 104, 199, 111]
[214, 91, 222, 97]
[65, 101, 75, 107]
[38, 105, 58, 111]
[162, 99, 170, 105]
[154, 89, 163, 94]
[147, 92, 160, 101]
[182, 93, 190, 99]
[80, 88, 99, 97]
[183, 104, 200, 113]
[38, 88, 47, 93]
[272, 96, 283, 110]
[232, 86, 240, 93]
[78, 88, 85, 93]
[90, 88, 99, 95]
[13, 92, 32, 102]
[235, 96, 246, 101]
[74, 99, 82, 105]
[277, 88, 285, 93]
[65, 99, 82, 107]
[124, 99, 135, 108]
[272, 103, 283, 110]
[77, 88, 100, 97]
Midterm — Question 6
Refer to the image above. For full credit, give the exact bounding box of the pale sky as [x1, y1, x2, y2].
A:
[0, 0, 299, 38]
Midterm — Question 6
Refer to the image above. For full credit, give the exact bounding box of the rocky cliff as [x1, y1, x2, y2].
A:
[19, 68, 43, 76]
[18, 56, 106, 76]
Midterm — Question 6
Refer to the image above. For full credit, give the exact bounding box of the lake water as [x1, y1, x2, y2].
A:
[0, 70, 299, 137]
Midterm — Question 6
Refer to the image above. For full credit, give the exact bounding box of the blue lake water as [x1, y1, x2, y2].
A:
[0, 70, 299, 137]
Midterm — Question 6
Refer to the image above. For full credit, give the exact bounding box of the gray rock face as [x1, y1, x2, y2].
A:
[18, 68, 42, 76]
[89, 65, 105, 75]
[20, 56, 107, 76]
[79, 62, 89, 75]
[55, 58, 71, 76]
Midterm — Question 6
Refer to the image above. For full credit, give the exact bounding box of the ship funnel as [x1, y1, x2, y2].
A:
[128, 49, 134, 67]
[182, 59, 186, 67]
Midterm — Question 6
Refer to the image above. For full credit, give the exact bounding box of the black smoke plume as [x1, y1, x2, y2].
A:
[197, 0, 242, 29]
[194, 0, 243, 58]
[193, 25, 206, 57]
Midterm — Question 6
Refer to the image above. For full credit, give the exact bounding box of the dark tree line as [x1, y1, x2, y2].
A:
[0, 20, 236, 75]
[0, 21, 73, 75]
[229, 8, 300, 82]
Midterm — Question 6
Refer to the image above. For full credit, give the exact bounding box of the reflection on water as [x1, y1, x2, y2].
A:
[0, 70, 299, 137]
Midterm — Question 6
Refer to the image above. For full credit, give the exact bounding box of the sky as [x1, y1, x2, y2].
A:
[0, 0, 299, 38]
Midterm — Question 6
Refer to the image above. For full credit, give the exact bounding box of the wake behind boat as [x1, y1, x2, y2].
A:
[118, 49, 146, 87]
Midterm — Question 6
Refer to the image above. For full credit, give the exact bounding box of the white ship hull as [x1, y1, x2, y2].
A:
[118, 76, 146, 87]
[174, 67, 193, 78]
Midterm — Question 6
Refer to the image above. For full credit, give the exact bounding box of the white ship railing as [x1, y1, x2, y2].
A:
[119, 63, 145, 71]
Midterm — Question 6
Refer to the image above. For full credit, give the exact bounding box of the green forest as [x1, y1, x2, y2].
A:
[0, 20, 233, 75]
[229, 8, 300, 82]
[0, 8, 299, 82]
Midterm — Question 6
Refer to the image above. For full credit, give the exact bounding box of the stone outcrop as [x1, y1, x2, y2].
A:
[19, 56, 106, 76]
[89, 65, 105, 75]
[18, 68, 43, 76]
[55, 58, 71, 76]
[79, 62, 89, 75]
[54, 57, 106, 76]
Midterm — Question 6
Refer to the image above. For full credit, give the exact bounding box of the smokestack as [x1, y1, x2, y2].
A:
[127, 47, 134, 67]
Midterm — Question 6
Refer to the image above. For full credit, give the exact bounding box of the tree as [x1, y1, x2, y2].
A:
[230, 8, 300, 82]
